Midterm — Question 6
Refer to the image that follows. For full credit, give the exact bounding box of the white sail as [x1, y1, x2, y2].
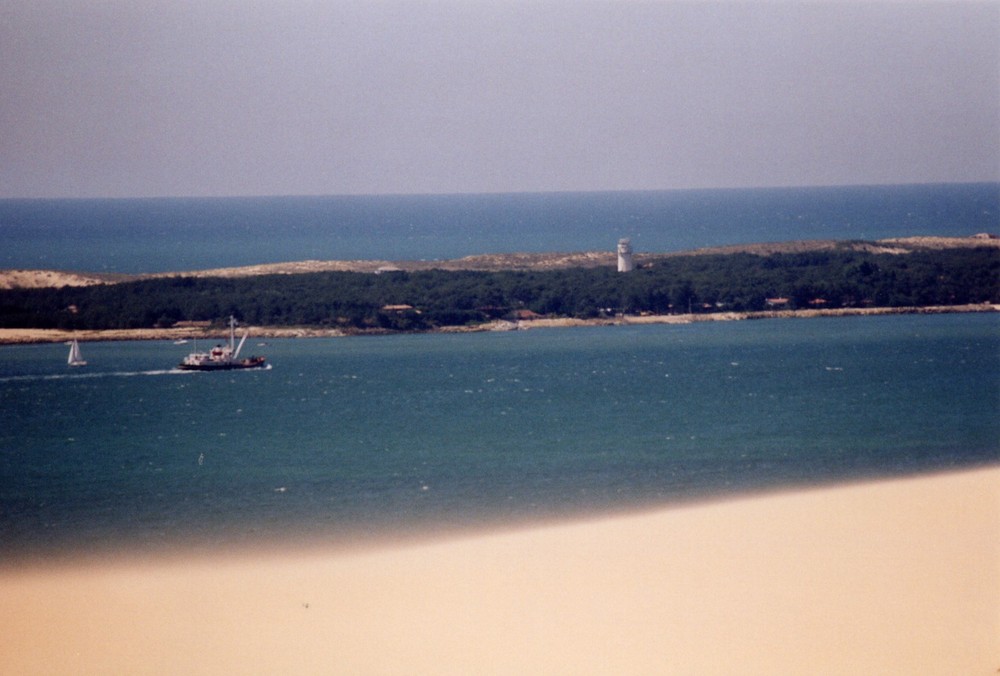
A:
[68, 339, 87, 367]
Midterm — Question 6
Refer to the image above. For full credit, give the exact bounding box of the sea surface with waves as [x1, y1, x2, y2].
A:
[1, 313, 997, 560]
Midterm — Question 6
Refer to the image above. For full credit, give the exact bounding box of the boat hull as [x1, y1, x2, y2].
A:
[176, 357, 267, 371]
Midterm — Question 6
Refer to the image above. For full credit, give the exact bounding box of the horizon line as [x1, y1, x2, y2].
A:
[2, 180, 998, 202]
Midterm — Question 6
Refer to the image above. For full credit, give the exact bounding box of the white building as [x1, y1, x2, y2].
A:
[617, 238, 634, 272]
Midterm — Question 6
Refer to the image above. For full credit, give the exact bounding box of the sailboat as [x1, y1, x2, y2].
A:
[177, 316, 266, 371]
[67, 339, 87, 367]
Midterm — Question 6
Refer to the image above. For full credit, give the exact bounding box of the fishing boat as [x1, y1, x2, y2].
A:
[67, 339, 87, 367]
[177, 316, 266, 371]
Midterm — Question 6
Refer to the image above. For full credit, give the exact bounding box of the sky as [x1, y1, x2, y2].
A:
[1, 1, 998, 199]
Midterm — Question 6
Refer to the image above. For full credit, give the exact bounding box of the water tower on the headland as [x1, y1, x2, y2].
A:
[617, 238, 634, 272]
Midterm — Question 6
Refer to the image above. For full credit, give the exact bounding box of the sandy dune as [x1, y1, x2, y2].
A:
[1, 467, 996, 675]
[2, 235, 996, 290]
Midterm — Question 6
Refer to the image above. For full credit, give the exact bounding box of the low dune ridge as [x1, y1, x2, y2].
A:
[0, 467, 996, 674]
[0, 269, 129, 290]
[1, 235, 996, 289]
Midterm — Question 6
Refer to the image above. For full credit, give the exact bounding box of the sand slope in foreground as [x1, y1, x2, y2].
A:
[1, 468, 997, 675]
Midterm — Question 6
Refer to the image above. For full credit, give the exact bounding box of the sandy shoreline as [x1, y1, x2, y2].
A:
[0, 303, 996, 345]
[1, 467, 996, 674]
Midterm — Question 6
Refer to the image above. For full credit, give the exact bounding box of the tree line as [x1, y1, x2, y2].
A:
[1, 247, 996, 332]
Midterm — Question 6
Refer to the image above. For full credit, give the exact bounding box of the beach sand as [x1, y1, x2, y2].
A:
[1, 468, 996, 675]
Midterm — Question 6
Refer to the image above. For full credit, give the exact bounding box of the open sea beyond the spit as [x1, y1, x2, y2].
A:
[1, 313, 998, 560]
[1, 183, 998, 273]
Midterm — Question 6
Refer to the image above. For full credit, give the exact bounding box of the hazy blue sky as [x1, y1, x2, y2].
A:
[1, 1, 997, 198]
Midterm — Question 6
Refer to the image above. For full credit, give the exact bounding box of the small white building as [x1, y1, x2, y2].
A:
[617, 238, 634, 272]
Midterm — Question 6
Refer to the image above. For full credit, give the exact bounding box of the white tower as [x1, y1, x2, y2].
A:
[617, 238, 634, 272]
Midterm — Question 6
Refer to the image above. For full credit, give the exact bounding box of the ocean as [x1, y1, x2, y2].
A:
[1, 184, 998, 561]
[1, 183, 997, 273]
[2, 313, 997, 560]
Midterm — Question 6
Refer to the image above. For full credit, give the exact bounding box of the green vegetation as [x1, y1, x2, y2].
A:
[1, 247, 997, 332]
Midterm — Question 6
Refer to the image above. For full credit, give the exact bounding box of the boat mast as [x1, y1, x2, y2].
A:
[234, 332, 248, 360]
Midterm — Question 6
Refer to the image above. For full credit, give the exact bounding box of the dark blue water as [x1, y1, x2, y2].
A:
[1, 183, 997, 273]
[2, 313, 997, 560]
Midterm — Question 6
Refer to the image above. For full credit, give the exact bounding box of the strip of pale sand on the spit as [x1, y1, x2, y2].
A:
[0, 304, 997, 345]
[0, 466, 996, 675]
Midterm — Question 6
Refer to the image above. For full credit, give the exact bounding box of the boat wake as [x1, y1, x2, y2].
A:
[0, 369, 192, 383]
